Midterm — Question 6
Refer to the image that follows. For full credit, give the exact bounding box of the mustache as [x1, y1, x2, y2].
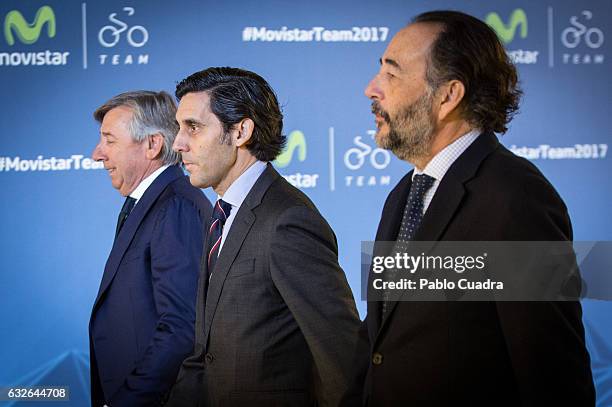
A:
[371, 101, 391, 122]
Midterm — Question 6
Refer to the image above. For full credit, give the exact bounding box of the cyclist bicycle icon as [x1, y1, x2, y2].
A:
[98, 7, 149, 48]
[344, 130, 391, 171]
[561, 10, 604, 49]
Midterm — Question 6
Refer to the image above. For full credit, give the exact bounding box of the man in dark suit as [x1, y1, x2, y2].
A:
[166, 67, 361, 406]
[90, 91, 212, 406]
[359, 11, 595, 406]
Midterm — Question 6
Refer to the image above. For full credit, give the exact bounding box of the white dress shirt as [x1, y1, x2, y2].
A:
[217, 160, 267, 254]
[128, 164, 170, 206]
[413, 129, 480, 213]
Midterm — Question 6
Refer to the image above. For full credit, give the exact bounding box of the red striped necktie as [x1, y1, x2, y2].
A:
[207, 199, 232, 277]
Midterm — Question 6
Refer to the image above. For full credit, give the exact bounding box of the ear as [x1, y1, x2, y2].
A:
[233, 118, 255, 148]
[435, 80, 466, 122]
[145, 133, 164, 160]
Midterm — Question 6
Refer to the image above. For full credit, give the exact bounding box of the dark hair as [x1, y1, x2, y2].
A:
[413, 10, 522, 134]
[175, 67, 285, 162]
[94, 90, 180, 165]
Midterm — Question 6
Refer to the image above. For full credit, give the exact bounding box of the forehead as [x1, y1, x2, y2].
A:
[176, 91, 213, 119]
[100, 105, 133, 131]
[383, 23, 441, 70]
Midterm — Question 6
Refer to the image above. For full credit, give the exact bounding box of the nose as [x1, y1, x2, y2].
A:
[365, 74, 382, 100]
[92, 142, 105, 161]
[172, 129, 188, 153]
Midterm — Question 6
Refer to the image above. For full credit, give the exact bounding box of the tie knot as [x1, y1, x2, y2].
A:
[410, 174, 435, 200]
[212, 199, 232, 224]
[121, 196, 137, 216]
[116, 196, 137, 238]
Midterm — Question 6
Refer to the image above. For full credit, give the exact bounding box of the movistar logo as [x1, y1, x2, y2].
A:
[485, 9, 527, 44]
[275, 130, 306, 168]
[4, 5, 56, 46]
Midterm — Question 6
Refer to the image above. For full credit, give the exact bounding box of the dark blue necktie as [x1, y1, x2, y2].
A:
[115, 196, 136, 238]
[206, 199, 232, 279]
[397, 174, 436, 242]
[381, 174, 435, 319]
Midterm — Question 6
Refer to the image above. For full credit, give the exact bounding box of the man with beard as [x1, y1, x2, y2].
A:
[358, 10, 595, 406]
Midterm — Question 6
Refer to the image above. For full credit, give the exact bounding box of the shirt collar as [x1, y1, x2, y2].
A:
[413, 129, 480, 182]
[129, 164, 169, 202]
[219, 161, 267, 209]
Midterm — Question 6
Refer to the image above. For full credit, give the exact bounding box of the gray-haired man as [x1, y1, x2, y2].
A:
[89, 91, 212, 406]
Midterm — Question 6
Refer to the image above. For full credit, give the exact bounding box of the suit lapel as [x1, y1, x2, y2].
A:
[202, 209, 256, 348]
[367, 171, 413, 339]
[374, 132, 500, 338]
[376, 172, 414, 243]
[202, 164, 279, 349]
[194, 226, 211, 352]
[416, 132, 499, 242]
[376, 177, 466, 335]
[93, 166, 183, 311]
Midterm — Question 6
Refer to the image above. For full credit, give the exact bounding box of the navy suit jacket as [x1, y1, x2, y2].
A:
[89, 165, 212, 407]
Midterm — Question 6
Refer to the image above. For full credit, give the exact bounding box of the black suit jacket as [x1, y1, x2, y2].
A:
[360, 132, 595, 406]
[167, 164, 362, 407]
[90, 165, 212, 407]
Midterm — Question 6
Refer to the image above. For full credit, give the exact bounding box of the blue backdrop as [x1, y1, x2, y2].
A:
[1, 1, 610, 405]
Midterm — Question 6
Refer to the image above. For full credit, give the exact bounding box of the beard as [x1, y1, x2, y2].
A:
[371, 88, 436, 163]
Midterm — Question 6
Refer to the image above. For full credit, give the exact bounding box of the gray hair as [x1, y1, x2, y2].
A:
[93, 90, 180, 165]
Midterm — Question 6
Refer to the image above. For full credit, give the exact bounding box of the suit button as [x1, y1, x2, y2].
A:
[205, 353, 214, 364]
[372, 352, 383, 365]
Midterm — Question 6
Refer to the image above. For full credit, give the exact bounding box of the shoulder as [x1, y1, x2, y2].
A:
[142, 177, 210, 230]
[260, 175, 320, 215]
[477, 144, 566, 208]
[259, 176, 335, 238]
[468, 144, 572, 239]
[160, 175, 212, 217]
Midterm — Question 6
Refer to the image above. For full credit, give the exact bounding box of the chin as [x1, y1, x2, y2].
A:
[189, 175, 208, 189]
[374, 131, 390, 149]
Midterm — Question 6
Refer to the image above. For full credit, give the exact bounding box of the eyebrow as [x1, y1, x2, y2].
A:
[101, 131, 116, 138]
[380, 57, 402, 71]
[180, 118, 204, 127]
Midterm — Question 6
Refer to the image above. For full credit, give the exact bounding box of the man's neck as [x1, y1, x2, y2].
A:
[141, 161, 164, 182]
[413, 120, 473, 170]
[126, 161, 166, 199]
[214, 154, 258, 197]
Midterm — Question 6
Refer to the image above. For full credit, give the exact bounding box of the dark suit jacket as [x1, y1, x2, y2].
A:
[89, 165, 212, 407]
[167, 164, 361, 407]
[360, 132, 595, 406]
